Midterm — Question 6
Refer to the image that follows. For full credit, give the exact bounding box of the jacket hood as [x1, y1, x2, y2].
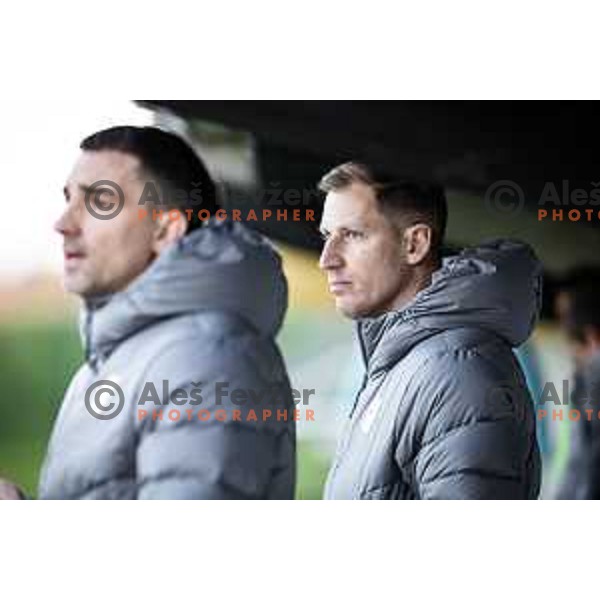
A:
[358, 239, 543, 375]
[80, 220, 288, 366]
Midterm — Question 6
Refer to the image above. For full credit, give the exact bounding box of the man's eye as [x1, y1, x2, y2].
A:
[343, 230, 364, 240]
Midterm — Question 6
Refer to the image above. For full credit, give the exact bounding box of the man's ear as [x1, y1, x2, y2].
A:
[151, 211, 188, 255]
[402, 224, 432, 265]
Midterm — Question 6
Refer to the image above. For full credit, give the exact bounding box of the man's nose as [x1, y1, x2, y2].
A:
[54, 202, 82, 237]
[319, 238, 344, 271]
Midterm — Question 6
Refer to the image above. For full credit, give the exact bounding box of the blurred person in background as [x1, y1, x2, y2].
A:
[318, 161, 542, 499]
[0, 126, 295, 499]
[554, 269, 600, 499]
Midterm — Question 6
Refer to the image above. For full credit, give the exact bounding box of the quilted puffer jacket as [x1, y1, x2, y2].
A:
[324, 240, 542, 500]
[39, 221, 295, 499]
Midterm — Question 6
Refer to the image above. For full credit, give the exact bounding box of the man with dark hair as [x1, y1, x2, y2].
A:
[554, 270, 600, 499]
[0, 126, 295, 499]
[319, 161, 541, 499]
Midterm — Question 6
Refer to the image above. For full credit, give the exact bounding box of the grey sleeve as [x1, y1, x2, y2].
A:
[414, 419, 529, 499]
[408, 357, 538, 499]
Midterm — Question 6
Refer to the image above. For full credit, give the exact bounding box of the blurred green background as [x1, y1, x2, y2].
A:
[0, 321, 79, 496]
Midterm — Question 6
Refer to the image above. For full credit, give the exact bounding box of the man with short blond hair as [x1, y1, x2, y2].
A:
[319, 161, 541, 499]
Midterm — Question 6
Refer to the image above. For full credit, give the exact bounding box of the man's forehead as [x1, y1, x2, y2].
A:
[320, 183, 381, 230]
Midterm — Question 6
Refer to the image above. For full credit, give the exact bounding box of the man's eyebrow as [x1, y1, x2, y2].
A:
[77, 183, 95, 195]
[320, 223, 366, 235]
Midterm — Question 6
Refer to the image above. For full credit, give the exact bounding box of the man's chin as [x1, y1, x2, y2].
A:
[62, 274, 94, 297]
[335, 298, 385, 320]
[335, 299, 365, 320]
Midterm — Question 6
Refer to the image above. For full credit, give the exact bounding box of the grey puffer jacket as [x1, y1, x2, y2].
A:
[39, 221, 295, 499]
[324, 240, 542, 500]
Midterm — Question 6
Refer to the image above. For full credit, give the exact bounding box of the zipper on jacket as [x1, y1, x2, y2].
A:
[84, 308, 100, 372]
[349, 373, 368, 419]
